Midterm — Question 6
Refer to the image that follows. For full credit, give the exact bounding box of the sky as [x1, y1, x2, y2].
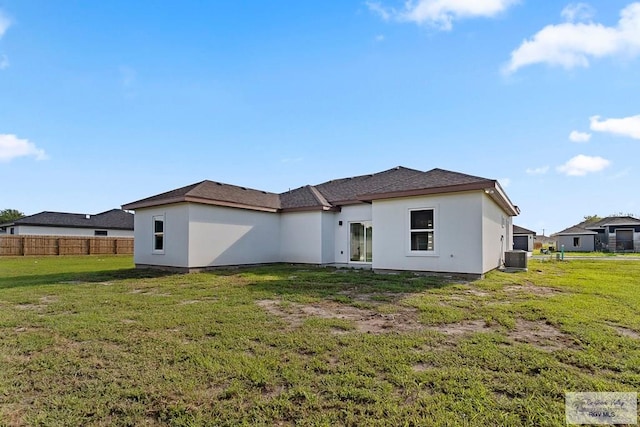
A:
[1, 0, 639, 235]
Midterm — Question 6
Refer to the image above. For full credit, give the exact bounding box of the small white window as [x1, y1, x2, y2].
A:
[153, 215, 164, 253]
[410, 209, 435, 252]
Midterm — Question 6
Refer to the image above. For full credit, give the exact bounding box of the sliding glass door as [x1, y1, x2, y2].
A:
[350, 222, 372, 263]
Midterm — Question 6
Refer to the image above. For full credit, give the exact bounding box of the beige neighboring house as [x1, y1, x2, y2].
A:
[122, 167, 520, 278]
[0, 209, 134, 237]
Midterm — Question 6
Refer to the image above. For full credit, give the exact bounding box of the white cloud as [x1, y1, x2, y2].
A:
[504, 2, 640, 74]
[0, 134, 48, 162]
[569, 130, 591, 142]
[375, 34, 385, 42]
[0, 54, 8, 70]
[367, 0, 519, 31]
[556, 154, 610, 176]
[366, 1, 391, 21]
[0, 10, 11, 38]
[499, 177, 511, 187]
[590, 114, 640, 139]
[526, 166, 549, 175]
[561, 3, 595, 23]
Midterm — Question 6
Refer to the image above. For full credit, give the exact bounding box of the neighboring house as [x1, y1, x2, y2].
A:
[555, 216, 640, 252]
[513, 225, 536, 252]
[122, 167, 519, 277]
[0, 209, 134, 237]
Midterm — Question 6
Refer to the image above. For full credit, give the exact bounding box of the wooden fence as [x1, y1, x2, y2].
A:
[0, 236, 134, 256]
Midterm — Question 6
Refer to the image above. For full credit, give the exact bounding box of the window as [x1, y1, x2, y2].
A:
[153, 216, 164, 252]
[410, 209, 434, 251]
[94, 230, 108, 236]
[573, 237, 580, 247]
[10, 227, 15, 235]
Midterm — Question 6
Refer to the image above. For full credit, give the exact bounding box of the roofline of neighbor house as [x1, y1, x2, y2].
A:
[359, 180, 520, 216]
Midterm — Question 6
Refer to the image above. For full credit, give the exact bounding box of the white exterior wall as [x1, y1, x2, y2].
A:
[333, 204, 372, 264]
[134, 204, 190, 268]
[482, 195, 511, 273]
[280, 211, 323, 263]
[371, 192, 485, 275]
[321, 212, 336, 264]
[188, 204, 280, 267]
[11, 225, 133, 237]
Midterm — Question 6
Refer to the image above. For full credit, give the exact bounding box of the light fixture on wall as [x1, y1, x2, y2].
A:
[338, 221, 343, 226]
[484, 189, 495, 194]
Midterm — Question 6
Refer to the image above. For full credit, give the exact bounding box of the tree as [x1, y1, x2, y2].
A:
[583, 214, 602, 223]
[0, 209, 25, 223]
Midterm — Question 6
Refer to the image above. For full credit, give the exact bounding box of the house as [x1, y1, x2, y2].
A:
[0, 209, 134, 237]
[122, 167, 520, 278]
[555, 216, 640, 252]
[513, 225, 536, 252]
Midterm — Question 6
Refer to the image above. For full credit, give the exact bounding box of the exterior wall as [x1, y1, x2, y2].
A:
[134, 204, 190, 268]
[482, 196, 511, 273]
[371, 192, 485, 275]
[188, 204, 280, 267]
[556, 235, 595, 252]
[280, 211, 323, 264]
[11, 225, 133, 237]
[333, 204, 372, 265]
[321, 212, 336, 264]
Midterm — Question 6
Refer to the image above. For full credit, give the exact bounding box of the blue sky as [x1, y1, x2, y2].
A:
[1, 0, 638, 234]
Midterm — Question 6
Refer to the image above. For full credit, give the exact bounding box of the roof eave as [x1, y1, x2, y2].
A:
[122, 196, 280, 213]
[280, 205, 340, 213]
[357, 180, 520, 216]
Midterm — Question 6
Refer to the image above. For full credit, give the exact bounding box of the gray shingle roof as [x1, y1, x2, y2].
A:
[556, 216, 640, 235]
[123, 180, 281, 211]
[122, 166, 518, 215]
[513, 225, 536, 235]
[6, 209, 133, 230]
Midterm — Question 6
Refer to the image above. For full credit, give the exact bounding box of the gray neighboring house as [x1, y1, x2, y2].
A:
[513, 225, 536, 252]
[0, 209, 134, 237]
[555, 216, 640, 252]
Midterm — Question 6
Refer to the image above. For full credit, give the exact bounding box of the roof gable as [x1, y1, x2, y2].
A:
[513, 225, 536, 235]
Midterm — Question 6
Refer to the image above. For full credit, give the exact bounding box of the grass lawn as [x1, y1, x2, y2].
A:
[1, 256, 639, 426]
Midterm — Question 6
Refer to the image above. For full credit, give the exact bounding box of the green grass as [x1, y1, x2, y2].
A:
[534, 249, 640, 257]
[1, 256, 640, 426]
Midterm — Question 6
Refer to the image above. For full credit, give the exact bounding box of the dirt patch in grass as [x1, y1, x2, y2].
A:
[503, 282, 560, 297]
[256, 299, 422, 334]
[429, 319, 492, 335]
[257, 299, 573, 351]
[611, 325, 640, 340]
[507, 319, 574, 351]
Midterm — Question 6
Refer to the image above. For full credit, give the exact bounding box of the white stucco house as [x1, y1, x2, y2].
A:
[0, 209, 134, 237]
[122, 167, 519, 278]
